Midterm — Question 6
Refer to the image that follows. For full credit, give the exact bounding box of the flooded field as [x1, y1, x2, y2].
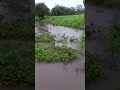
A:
[35, 22, 85, 90]
[35, 22, 84, 49]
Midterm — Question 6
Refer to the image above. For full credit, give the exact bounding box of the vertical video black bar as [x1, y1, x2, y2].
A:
[0, 0, 35, 90]
[85, 0, 120, 90]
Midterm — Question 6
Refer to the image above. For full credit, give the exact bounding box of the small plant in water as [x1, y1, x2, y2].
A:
[78, 36, 85, 48]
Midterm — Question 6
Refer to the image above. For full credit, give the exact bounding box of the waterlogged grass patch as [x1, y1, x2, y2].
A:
[78, 36, 85, 48]
[35, 34, 55, 43]
[35, 44, 78, 62]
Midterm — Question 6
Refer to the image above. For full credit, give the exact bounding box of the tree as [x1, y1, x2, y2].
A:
[51, 5, 76, 16]
[76, 5, 83, 12]
[76, 5, 85, 14]
[35, 3, 50, 18]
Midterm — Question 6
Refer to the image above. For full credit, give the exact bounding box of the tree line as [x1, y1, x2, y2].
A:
[35, 3, 85, 18]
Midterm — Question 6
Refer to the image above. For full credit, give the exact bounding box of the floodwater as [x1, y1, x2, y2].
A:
[35, 22, 84, 50]
[35, 60, 85, 90]
[35, 22, 85, 90]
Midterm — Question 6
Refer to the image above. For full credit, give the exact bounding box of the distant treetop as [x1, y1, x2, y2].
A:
[85, 0, 120, 8]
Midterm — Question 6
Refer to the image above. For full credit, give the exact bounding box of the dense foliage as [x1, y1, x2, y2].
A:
[35, 3, 50, 18]
[51, 4, 84, 16]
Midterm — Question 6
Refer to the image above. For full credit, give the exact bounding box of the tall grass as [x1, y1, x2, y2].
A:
[41, 14, 85, 29]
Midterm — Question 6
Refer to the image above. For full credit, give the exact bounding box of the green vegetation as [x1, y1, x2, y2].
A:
[41, 14, 85, 29]
[78, 36, 85, 48]
[0, 41, 34, 85]
[51, 4, 84, 16]
[57, 39, 68, 45]
[35, 44, 78, 62]
[35, 2, 85, 18]
[35, 32, 79, 63]
[35, 3, 50, 18]
[86, 52, 105, 83]
[35, 34, 55, 43]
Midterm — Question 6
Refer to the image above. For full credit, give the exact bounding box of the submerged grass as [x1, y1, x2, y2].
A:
[57, 39, 68, 44]
[35, 34, 55, 43]
[41, 14, 85, 29]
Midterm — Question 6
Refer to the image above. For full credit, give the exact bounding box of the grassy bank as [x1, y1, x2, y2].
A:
[41, 14, 85, 29]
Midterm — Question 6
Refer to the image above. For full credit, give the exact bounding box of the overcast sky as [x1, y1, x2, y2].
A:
[35, 0, 84, 10]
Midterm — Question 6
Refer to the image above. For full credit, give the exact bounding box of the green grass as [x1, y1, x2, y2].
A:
[35, 44, 78, 62]
[41, 14, 85, 29]
[35, 34, 55, 43]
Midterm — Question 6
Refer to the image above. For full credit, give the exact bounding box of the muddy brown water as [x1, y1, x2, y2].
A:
[35, 60, 85, 90]
[35, 22, 85, 90]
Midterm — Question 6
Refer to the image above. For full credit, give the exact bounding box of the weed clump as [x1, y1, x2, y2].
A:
[35, 34, 55, 43]
[78, 36, 85, 48]
[35, 44, 78, 62]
